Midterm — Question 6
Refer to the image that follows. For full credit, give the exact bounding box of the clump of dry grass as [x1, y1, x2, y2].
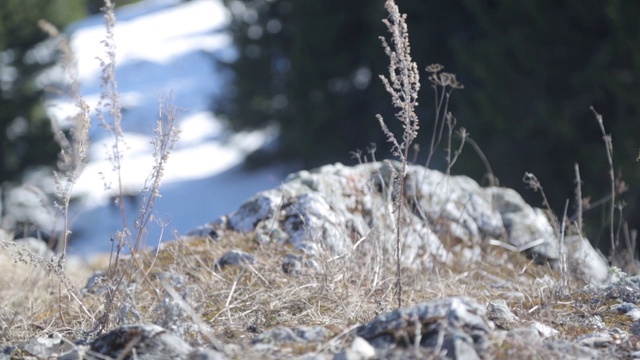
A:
[82, 0, 181, 333]
[0, 233, 99, 343]
[0, 0, 180, 339]
[39, 18, 90, 260]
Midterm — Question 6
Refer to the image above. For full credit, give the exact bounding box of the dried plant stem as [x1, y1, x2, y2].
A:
[523, 172, 560, 238]
[466, 135, 498, 186]
[377, 0, 422, 308]
[39, 18, 91, 327]
[133, 94, 180, 256]
[424, 65, 463, 169]
[226, 273, 241, 324]
[396, 169, 405, 308]
[377, 0, 466, 308]
[590, 107, 616, 258]
[93, 0, 125, 332]
[559, 199, 569, 289]
[574, 163, 583, 233]
[39, 19, 90, 262]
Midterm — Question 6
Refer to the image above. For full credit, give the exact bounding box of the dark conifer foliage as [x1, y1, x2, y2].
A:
[0, 0, 88, 183]
[218, 0, 640, 248]
[217, 0, 391, 168]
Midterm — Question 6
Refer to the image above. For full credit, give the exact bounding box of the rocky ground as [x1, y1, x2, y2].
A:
[2, 161, 640, 359]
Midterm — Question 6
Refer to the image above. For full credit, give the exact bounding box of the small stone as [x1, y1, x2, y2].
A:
[281, 254, 319, 275]
[576, 332, 613, 348]
[90, 324, 193, 360]
[350, 337, 375, 359]
[506, 327, 543, 344]
[528, 321, 558, 338]
[251, 326, 331, 351]
[356, 296, 490, 359]
[187, 217, 227, 240]
[487, 300, 519, 330]
[614, 303, 640, 321]
[18, 332, 70, 359]
[228, 194, 278, 233]
[215, 250, 254, 270]
[631, 319, 640, 336]
[187, 348, 229, 360]
[282, 254, 302, 274]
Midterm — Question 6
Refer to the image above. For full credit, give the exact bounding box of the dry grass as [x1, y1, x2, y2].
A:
[0, 221, 612, 357]
[2, 0, 638, 359]
[0, 239, 97, 343]
[4, 0, 181, 340]
[137, 232, 631, 357]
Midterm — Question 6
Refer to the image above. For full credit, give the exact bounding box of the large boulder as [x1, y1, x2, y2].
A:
[192, 161, 609, 285]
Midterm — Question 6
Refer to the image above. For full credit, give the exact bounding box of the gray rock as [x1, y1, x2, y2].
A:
[187, 216, 228, 239]
[486, 300, 519, 330]
[356, 296, 491, 360]
[333, 350, 364, 360]
[251, 326, 332, 351]
[90, 324, 193, 360]
[187, 348, 229, 360]
[576, 332, 614, 348]
[58, 347, 88, 360]
[215, 249, 254, 270]
[505, 327, 543, 345]
[413, 167, 505, 241]
[282, 192, 347, 255]
[632, 319, 640, 336]
[254, 224, 289, 244]
[564, 235, 610, 286]
[282, 254, 319, 275]
[614, 303, 640, 321]
[502, 327, 600, 360]
[10, 332, 72, 359]
[527, 321, 559, 338]
[615, 302, 637, 313]
[1, 327, 228, 360]
[228, 192, 280, 233]
[208, 163, 454, 268]
[487, 187, 559, 264]
[193, 161, 610, 286]
[541, 341, 600, 360]
[347, 337, 376, 359]
[333, 337, 376, 360]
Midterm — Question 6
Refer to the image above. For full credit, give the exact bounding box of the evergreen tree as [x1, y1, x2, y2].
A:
[447, 0, 640, 247]
[218, 0, 392, 168]
[219, 0, 640, 249]
[0, 0, 88, 183]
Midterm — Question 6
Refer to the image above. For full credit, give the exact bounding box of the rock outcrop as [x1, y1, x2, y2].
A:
[3, 161, 628, 359]
[192, 161, 609, 285]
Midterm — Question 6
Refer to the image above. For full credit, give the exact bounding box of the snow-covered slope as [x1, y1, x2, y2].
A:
[46, 0, 289, 254]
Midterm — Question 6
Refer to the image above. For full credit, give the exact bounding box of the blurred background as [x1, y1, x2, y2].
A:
[1, 0, 640, 257]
